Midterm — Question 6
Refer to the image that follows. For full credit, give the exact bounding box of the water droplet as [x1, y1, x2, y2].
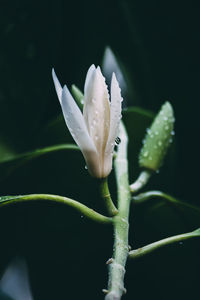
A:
[146, 128, 151, 134]
[143, 151, 148, 157]
[115, 136, 121, 146]
[85, 165, 88, 170]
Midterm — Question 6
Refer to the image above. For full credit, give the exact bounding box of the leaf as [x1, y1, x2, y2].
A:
[0, 144, 79, 181]
[122, 106, 154, 179]
[133, 190, 200, 229]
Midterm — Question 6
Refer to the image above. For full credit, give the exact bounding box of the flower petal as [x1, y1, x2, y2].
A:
[84, 64, 96, 98]
[52, 68, 62, 103]
[104, 73, 123, 176]
[61, 86, 101, 177]
[83, 66, 110, 176]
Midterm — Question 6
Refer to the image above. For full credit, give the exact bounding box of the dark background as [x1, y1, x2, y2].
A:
[0, 0, 200, 299]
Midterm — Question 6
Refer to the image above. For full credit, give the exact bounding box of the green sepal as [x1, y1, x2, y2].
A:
[71, 84, 84, 110]
[139, 101, 175, 171]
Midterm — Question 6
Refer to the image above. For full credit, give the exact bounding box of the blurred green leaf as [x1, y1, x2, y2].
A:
[122, 106, 154, 180]
[133, 190, 200, 228]
[0, 144, 79, 181]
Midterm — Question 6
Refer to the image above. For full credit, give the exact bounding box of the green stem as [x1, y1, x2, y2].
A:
[99, 178, 118, 216]
[105, 122, 131, 300]
[0, 194, 112, 225]
[129, 170, 152, 194]
[129, 228, 200, 259]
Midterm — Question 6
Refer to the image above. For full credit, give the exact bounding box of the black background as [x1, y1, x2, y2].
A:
[0, 0, 200, 299]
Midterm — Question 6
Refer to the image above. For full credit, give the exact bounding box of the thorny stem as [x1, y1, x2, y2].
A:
[129, 228, 200, 259]
[99, 177, 118, 216]
[105, 122, 131, 300]
[129, 170, 152, 194]
[0, 194, 112, 225]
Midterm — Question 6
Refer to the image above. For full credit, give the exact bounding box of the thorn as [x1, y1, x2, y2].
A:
[102, 289, 109, 294]
[106, 258, 114, 265]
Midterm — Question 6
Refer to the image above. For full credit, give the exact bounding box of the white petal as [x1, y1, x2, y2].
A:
[104, 73, 122, 176]
[83, 66, 110, 176]
[61, 86, 101, 177]
[52, 68, 62, 103]
[84, 64, 96, 97]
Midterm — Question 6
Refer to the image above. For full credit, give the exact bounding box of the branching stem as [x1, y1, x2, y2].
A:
[0, 194, 112, 225]
[99, 177, 118, 216]
[129, 228, 200, 259]
[105, 122, 131, 300]
[129, 170, 152, 194]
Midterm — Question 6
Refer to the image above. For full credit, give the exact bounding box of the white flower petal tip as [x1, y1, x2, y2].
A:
[52, 68, 62, 104]
[52, 65, 123, 178]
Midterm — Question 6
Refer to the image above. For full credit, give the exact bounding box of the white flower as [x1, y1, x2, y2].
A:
[52, 65, 122, 178]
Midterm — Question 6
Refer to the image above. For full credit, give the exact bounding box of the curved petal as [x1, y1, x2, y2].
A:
[84, 64, 96, 98]
[83, 66, 110, 176]
[52, 68, 62, 103]
[104, 73, 123, 176]
[61, 86, 101, 177]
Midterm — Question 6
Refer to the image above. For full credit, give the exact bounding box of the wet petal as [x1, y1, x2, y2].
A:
[84, 64, 96, 98]
[104, 73, 122, 176]
[83, 66, 110, 175]
[61, 86, 101, 177]
[52, 68, 62, 104]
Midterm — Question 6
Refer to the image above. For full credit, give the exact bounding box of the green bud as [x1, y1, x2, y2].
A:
[139, 101, 175, 171]
[71, 84, 84, 110]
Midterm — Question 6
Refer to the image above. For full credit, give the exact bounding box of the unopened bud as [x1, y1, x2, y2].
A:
[139, 101, 175, 171]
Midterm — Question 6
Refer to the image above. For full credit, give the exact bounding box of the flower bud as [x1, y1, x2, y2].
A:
[139, 101, 175, 172]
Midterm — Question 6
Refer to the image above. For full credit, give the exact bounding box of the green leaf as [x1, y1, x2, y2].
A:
[122, 106, 154, 179]
[0, 144, 79, 181]
[71, 84, 84, 110]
